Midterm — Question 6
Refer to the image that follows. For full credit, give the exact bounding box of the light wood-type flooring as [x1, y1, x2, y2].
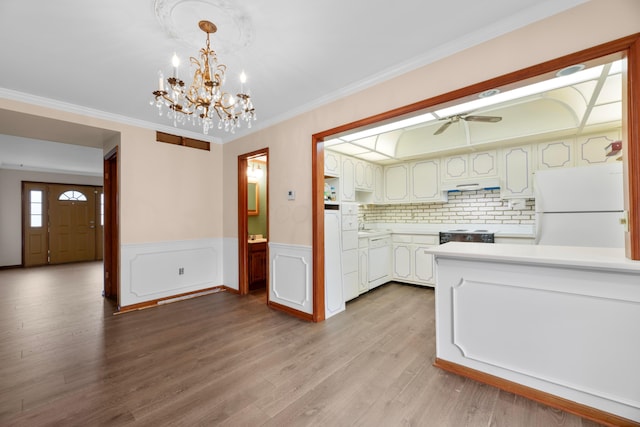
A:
[0, 262, 603, 426]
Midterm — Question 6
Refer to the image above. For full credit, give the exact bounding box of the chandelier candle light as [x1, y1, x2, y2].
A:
[151, 20, 256, 135]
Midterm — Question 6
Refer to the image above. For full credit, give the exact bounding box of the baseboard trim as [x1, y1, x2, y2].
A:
[268, 300, 313, 322]
[116, 286, 226, 314]
[222, 285, 240, 295]
[433, 358, 639, 427]
[0, 264, 22, 270]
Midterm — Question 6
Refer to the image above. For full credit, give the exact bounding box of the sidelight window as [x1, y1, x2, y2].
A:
[30, 190, 43, 227]
[58, 190, 87, 201]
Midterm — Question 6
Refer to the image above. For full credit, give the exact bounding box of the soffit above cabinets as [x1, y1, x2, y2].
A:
[326, 58, 623, 164]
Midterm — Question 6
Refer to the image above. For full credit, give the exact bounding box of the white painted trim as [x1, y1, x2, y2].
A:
[120, 238, 223, 307]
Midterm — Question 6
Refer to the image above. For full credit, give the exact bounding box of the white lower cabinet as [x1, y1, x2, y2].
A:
[358, 239, 369, 294]
[324, 209, 345, 318]
[343, 268, 359, 302]
[392, 234, 437, 287]
[413, 245, 435, 284]
[343, 247, 359, 301]
[392, 242, 412, 281]
[341, 203, 359, 302]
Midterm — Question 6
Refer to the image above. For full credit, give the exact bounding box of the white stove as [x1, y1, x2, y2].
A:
[439, 229, 495, 243]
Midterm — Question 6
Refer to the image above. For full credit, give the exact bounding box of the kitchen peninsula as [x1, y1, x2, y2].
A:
[427, 242, 640, 424]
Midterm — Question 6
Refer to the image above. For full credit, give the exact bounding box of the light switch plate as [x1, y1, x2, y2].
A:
[287, 190, 295, 200]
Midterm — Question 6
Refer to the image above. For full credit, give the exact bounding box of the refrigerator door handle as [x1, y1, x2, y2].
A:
[534, 212, 542, 245]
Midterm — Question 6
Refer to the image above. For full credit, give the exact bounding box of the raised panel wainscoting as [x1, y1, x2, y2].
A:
[120, 238, 224, 309]
[269, 242, 313, 316]
[432, 246, 640, 424]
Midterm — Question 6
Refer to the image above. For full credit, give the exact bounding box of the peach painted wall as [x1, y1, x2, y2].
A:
[0, 98, 224, 245]
[119, 126, 222, 243]
[222, 0, 640, 246]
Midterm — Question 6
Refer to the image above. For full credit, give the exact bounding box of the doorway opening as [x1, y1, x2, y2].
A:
[22, 182, 104, 267]
[311, 34, 640, 322]
[103, 147, 119, 304]
[238, 148, 269, 297]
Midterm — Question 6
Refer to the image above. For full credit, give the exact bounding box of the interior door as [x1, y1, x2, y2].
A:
[48, 184, 97, 264]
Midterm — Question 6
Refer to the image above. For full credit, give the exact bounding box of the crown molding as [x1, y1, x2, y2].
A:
[0, 88, 224, 145]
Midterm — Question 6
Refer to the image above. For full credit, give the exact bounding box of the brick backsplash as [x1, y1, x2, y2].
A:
[359, 189, 535, 225]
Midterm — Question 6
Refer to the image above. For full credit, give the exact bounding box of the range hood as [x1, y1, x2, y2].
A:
[441, 178, 501, 192]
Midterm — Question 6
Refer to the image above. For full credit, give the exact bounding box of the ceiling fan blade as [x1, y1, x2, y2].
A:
[433, 121, 452, 135]
[464, 115, 502, 123]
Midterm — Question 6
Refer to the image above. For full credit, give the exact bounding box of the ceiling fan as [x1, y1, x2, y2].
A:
[434, 113, 502, 135]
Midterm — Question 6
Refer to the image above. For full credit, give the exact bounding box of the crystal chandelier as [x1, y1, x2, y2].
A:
[151, 20, 256, 135]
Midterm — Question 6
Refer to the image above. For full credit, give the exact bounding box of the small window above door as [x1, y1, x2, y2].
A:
[58, 190, 87, 201]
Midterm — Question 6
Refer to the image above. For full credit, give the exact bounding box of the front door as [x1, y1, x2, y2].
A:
[23, 182, 103, 266]
[48, 184, 97, 264]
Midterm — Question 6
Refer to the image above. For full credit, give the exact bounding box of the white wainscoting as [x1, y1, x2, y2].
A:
[269, 242, 313, 314]
[436, 257, 640, 421]
[222, 237, 239, 291]
[120, 238, 223, 307]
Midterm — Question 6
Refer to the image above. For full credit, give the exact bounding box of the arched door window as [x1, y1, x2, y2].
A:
[58, 190, 87, 201]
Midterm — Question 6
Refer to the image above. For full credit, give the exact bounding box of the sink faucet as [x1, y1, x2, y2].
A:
[359, 222, 365, 231]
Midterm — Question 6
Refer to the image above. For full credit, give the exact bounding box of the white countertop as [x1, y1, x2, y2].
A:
[363, 222, 535, 238]
[427, 242, 640, 273]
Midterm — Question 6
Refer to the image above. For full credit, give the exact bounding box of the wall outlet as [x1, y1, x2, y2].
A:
[178, 267, 184, 275]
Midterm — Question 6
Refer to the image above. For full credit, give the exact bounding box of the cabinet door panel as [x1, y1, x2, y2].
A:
[470, 150, 497, 177]
[411, 160, 441, 202]
[413, 246, 435, 285]
[341, 157, 356, 201]
[354, 159, 366, 189]
[576, 133, 621, 165]
[443, 155, 468, 180]
[358, 249, 369, 294]
[384, 164, 410, 203]
[373, 165, 384, 203]
[537, 140, 573, 169]
[324, 150, 341, 176]
[364, 162, 374, 190]
[392, 244, 412, 280]
[501, 146, 533, 198]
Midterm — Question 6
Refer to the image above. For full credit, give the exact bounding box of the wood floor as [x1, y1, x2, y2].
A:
[0, 262, 603, 426]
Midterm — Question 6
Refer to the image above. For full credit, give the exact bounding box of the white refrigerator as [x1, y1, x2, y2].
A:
[534, 162, 625, 247]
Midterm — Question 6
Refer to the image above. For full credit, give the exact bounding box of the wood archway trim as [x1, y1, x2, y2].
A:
[312, 32, 640, 322]
[238, 147, 269, 296]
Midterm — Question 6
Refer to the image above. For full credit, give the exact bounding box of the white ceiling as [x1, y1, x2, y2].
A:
[0, 0, 588, 148]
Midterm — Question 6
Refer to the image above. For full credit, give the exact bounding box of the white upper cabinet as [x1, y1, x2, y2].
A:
[501, 145, 533, 199]
[410, 159, 446, 203]
[575, 131, 621, 165]
[341, 156, 356, 202]
[442, 150, 498, 182]
[537, 140, 574, 169]
[324, 150, 341, 177]
[373, 164, 384, 204]
[384, 164, 410, 203]
[354, 159, 374, 192]
[441, 154, 468, 181]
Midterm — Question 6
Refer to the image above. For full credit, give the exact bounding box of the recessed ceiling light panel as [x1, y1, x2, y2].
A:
[556, 64, 585, 77]
[479, 89, 501, 98]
